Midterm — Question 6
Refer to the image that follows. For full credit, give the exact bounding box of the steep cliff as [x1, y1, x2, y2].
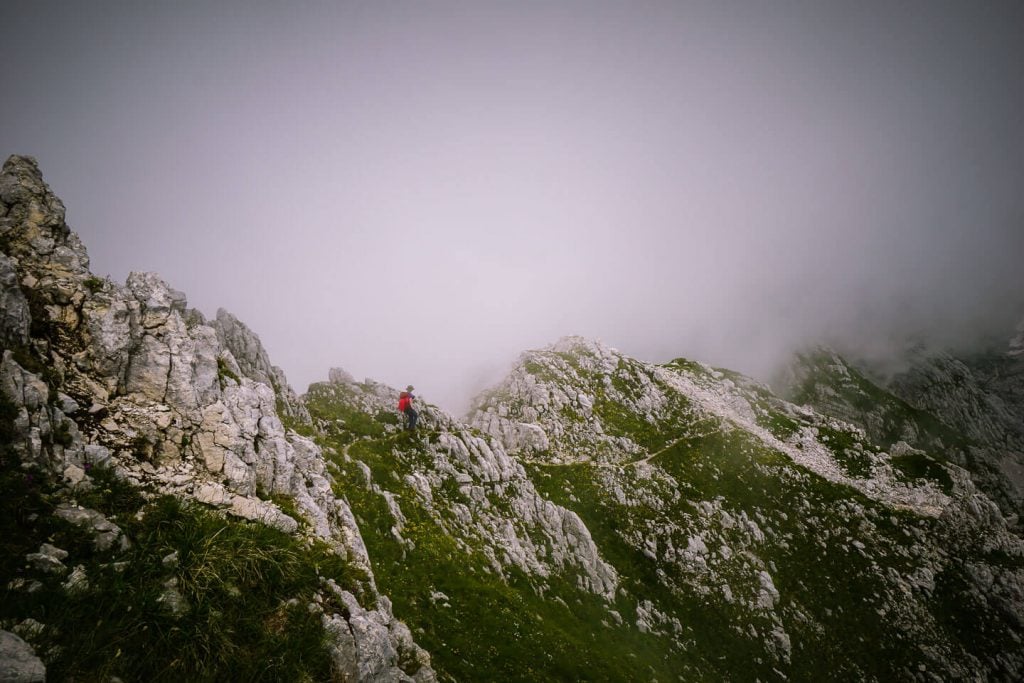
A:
[0, 155, 433, 681]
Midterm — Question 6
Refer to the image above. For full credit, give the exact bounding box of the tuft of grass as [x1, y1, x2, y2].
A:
[303, 382, 396, 441]
[83, 276, 105, 294]
[0, 442, 365, 682]
[74, 464, 148, 515]
[32, 496, 343, 682]
[216, 357, 241, 390]
[890, 452, 954, 493]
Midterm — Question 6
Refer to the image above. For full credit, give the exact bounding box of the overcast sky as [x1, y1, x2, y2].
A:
[3, 1, 1023, 412]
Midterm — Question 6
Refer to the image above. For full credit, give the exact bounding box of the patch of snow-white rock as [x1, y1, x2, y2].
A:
[0, 154, 433, 682]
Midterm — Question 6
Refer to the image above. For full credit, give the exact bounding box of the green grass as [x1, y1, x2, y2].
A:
[890, 452, 954, 494]
[528, 425, 971, 681]
[0, 430, 365, 683]
[83, 276, 105, 294]
[308, 379, 692, 681]
[304, 381, 399, 442]
[216, 357, 240, 389]
[324, 433, 687, 681]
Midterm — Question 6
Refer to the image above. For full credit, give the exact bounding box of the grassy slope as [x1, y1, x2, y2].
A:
[783, 350, 974, 456]
[0, 390, 366, 682]
[305, 382, 686, 682]
[488, 347, 1020, 679]
[528, 428, 943, 681]
[298, 351, 1023, 681]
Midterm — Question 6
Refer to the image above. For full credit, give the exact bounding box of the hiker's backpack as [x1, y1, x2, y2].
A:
[397, 392, 410, 413]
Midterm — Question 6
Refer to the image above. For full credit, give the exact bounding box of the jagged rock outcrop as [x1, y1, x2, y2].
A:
[212, 307, 310, 424]
[306, 372, 619, 599]
[471, 337, 950, 514]
[0, 155, 433, 682]
[886, 334, 1024, 514]
[781, 338, 1024, 521]
[463, 336, 1024, 680]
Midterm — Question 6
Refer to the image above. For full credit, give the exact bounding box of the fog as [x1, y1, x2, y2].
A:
[3, 1, 1023, 413]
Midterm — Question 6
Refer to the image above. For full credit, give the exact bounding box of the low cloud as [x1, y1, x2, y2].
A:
[3, 1, 1022, 413]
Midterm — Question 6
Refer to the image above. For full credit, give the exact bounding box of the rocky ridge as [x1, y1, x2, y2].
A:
[782, 337, 1024, 522]
[471, 337, 949, 514]
[3, 153, 1024, 681]
[464, 337, 1024, 680]
[305, 372, 618, 597]
[0, 155, 433, 681]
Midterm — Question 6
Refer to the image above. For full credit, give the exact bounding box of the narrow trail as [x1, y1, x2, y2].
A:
[626, 428, 723, 467]
[517, 428, 723, 470]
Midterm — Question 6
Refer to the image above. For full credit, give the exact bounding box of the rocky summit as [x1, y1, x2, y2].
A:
[1, 155, 1023, 681]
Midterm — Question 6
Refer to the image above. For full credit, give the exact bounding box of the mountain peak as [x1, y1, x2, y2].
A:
[545, 334, 620, 359]
[0, 158, 432, 681]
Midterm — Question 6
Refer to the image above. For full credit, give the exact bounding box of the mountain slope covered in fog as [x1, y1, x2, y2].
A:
[2, 156, 1022, 681]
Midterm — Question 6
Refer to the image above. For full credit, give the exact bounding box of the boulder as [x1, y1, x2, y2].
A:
[0, 631, 46, 683]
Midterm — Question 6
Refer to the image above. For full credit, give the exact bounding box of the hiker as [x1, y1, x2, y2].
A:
[398, 385, 418, 431]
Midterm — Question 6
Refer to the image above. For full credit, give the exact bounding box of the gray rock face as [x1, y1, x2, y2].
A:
[888, 347, 1024, 518]
[0, 253, 30, 346]
[0, 631, 46, 683]
[321, 582, 434, 682]
[328, 366, 355, 384]
[307, 375, 620, 600]
[25, 543, 68, 575]
[462, 336, 1024, 679]
[54, 504, 128, 552]
[213, 308, 310, 424]
[0, 155, 433, 681]
[782, 341, 1024, 519]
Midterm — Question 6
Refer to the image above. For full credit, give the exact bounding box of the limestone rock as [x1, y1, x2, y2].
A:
[54, 504, 128, 552]
[62, 564, 89, 594]
[0, 253, 30, 346]
[157, 578, 189, 617]
[213, 308, 310, 423]
[328, 367, 356, 384]
[25, 543, 66, 574]
[322, 581, 434, 682]
[0, 155, 434, 680]
[229, 495, 299, 534]
[0, 630, 46, 683]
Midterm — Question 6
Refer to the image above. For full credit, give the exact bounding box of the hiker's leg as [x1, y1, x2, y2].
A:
[409, 409, 418, 430]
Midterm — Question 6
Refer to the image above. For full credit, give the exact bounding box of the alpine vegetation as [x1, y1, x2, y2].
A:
[1, 156, 1023, 681]
[0, 156, 432, 682]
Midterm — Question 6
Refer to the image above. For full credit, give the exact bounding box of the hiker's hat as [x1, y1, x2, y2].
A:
[406, 385, 414, 391]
